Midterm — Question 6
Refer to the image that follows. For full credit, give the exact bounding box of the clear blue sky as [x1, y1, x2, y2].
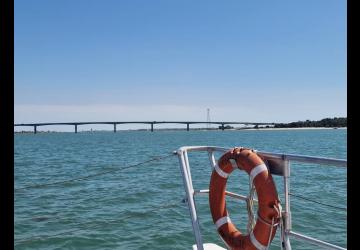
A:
[15, 0, 346, 130]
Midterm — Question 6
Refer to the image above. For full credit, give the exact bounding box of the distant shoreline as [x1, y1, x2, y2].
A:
[14, 127, 347, 133]
[238, 127, 347, 131]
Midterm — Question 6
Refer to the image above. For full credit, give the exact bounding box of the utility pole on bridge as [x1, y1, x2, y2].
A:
[206, 108, 211, 130]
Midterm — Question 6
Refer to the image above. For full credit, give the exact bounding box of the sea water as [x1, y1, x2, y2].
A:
[14, 129, 347, 249]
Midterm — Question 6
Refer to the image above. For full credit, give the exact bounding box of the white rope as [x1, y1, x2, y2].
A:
[247, 162, 280, 250]
[266, 204, 282, 250]
[246, 163, 269, 233]
[277, 202, 285, 250]
[246, 177, 256, 233]
[274, 203, 282, 219]
[256, 213, 279, 227]
[265, 217, 275, 250]
[229, 159, 238, 170]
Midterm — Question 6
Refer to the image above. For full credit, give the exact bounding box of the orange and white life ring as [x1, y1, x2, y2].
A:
[209, 147, 281, 250]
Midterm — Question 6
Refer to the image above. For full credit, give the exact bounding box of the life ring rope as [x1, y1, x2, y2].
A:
[256, 212, 280, 227]
[229, 159, 238, 170]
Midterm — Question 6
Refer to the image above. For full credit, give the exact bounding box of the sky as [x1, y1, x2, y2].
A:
[14, 0, 346, 131]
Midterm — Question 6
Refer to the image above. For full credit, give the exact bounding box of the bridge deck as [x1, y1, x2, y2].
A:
[14, 121, 276, 133]
[15, 121, 276, 126]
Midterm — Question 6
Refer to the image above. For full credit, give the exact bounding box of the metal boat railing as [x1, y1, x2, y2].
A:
[176, 146, 347, 250]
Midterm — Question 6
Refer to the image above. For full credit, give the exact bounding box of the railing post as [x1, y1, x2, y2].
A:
[283, 158, 292, 250]
[34, 125, 37, 134]
[75, 124, 78, 133]
[177, 150, 204, 250]
[114, 124, 116, 133]
[187, 123, 190, 131]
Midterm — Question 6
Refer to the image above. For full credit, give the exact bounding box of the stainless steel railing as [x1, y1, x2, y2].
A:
[176, 146, 347, 250]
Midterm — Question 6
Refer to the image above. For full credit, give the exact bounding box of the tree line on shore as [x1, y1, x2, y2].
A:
[273, 117, 347, 128]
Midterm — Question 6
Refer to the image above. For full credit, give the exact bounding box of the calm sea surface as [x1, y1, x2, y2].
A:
[15, 129, 347, 249]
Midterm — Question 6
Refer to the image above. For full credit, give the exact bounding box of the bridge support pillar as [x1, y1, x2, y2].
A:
[221, 124, 225, 131]
[34, 125, 37, 134]
[75, 124, 78, 133]
[151, 123, 154, 132]
[114, 124, 116, 133]
[187, 123, 189, 131]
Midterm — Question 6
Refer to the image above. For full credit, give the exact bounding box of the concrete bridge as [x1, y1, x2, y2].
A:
[14, 121, 276, 134]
